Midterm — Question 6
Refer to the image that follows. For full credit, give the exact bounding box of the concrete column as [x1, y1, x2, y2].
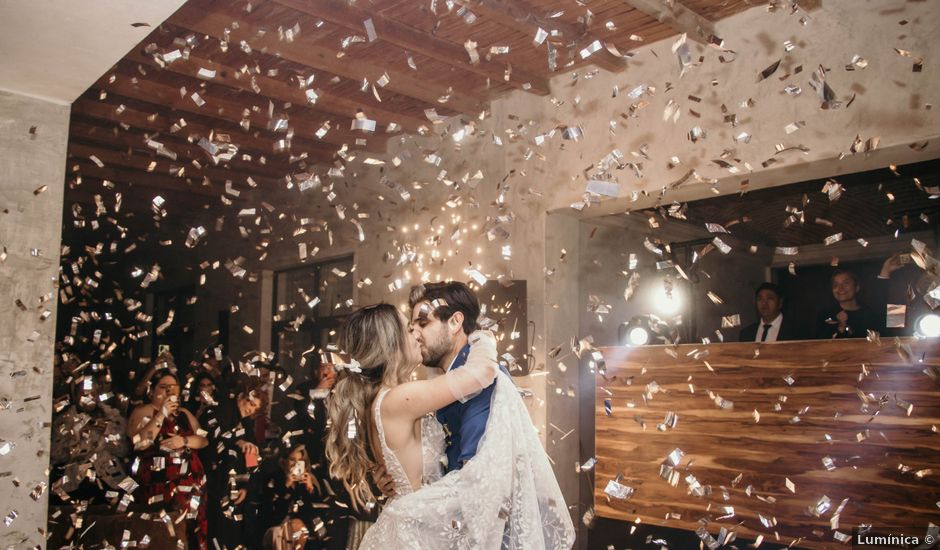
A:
[0, 90, 69, 549]
[543, 211, 587, 543]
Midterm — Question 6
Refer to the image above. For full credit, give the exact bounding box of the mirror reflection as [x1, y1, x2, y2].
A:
[580, 159, 940, 347]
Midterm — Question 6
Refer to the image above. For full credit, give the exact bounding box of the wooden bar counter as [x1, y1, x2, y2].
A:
[593, 337, 940, 549]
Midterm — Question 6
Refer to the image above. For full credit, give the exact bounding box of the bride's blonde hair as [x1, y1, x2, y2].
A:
[325, 303, 413, 510]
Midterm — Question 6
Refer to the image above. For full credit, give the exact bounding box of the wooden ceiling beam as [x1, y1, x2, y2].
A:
[73, 95, 335, 165]
[65, 156, 235, 201]
[99, 61, 388, 154]
[68, 141, 278, 196]
[273, 0, 551, 95]
[169, 5, 487, 115]
[620, 0, 717, 44]
[68, 117, 295, 180]
[124, 46, 428, 134]
[462, 0, 626, 73]
[63, 181, 221, 220]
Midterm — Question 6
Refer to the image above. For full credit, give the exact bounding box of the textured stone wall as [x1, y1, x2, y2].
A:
[0, 90, 69, 549]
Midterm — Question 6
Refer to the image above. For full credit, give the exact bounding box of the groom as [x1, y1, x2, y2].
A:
[408, 281, 501, 472]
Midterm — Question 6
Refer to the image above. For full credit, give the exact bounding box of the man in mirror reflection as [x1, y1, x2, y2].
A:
[738, 283, 809, 342]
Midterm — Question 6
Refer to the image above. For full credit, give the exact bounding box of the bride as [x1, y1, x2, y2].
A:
[324, 303, 574, 549]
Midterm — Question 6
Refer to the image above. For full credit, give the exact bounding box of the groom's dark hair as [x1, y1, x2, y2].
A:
[409, 282, 479, 336]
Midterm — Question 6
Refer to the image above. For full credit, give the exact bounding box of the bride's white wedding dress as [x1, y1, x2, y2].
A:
[359, 371, 575, 549]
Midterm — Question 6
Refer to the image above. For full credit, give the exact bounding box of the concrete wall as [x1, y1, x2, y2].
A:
[494, 0, 940, 216]
[0, 91, 70, 549]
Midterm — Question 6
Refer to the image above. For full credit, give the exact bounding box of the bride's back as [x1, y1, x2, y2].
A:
[370, 386, 445, 496]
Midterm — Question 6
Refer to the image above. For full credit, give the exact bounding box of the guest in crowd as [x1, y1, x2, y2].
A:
[130, 351, 177, 408]
[127, 370, 209, 550]
[815, 269, 883, 339]
[259, 444, 348, 549]
[738, 283, 809, 342]
[290, 356, 336, 459]
[185, 372, 218, 420]
[50, 342, 382, 550]
[199, 376, 267, 549]
[50, 373, 129, 503]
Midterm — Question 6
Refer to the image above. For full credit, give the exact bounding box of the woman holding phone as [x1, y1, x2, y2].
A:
[259, 444, 348, 549]
[128, 370, 209, 549]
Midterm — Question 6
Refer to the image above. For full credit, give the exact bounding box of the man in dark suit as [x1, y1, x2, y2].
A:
[738, 282, 809, 342]
[408, 281, 509, 473]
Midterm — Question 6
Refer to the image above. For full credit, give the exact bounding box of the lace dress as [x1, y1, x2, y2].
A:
[359, 373, 575, 550]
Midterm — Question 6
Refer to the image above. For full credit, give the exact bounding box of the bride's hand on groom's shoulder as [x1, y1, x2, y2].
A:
[468, 330, 498, 365]
[468, 329, 496, 347]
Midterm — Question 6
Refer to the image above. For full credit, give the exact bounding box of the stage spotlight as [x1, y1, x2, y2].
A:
[627, 326, 651, 346]
[915, 313, 940, 338]
[652, 284, 681, 315]
[619, 316, 653, 346]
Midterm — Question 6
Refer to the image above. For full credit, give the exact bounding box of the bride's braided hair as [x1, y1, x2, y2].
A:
[325, 303, 413, 511]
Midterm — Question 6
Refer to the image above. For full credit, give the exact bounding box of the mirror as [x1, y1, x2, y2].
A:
[579, 159, 940, 347]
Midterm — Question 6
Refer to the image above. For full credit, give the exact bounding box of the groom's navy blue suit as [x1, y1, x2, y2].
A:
[436, 344, 508, 473]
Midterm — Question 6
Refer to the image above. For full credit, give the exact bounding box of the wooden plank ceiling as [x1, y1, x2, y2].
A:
[66, 0, 756, 212]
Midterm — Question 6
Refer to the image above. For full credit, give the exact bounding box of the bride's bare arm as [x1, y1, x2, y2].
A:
[383, 331, 498, 421]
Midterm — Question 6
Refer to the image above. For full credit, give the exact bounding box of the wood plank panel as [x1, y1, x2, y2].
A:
[272, 0, 551, 95]
[69, 118, 296, 179]
[73, 95, 335, 165]
[101, 61, 388, 153]
[122, 46, 428, 133]
[65, 158, 232, 200]
[169, 3, 487, 114]
[594, 338, 940, 548]
[67, 142, 282, 192]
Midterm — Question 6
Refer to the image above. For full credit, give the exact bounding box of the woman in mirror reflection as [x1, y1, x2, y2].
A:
[815, 269, 883, 339]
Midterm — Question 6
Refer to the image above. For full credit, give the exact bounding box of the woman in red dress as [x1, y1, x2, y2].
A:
[128, 371, 210, 549]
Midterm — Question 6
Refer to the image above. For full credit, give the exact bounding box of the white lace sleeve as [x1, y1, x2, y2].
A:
[445, 330, 498, 404]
